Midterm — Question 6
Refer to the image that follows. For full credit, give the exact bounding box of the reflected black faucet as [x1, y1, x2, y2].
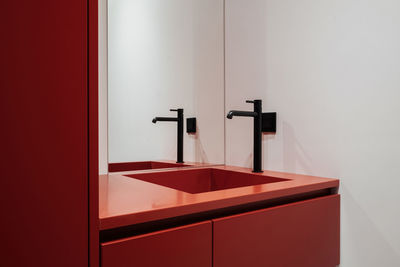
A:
[227, 100, 263, 173]
[152, 109, 184, 163]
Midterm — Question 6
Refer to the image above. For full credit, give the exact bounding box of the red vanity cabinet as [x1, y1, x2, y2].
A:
[213, 194, 340, 267]
[101, 221, 212, 267]
[100, 194, 339, 267]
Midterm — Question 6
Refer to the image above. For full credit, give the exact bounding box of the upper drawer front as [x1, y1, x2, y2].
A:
[213, 194, 340, 267]
[101, 221, 212, 267]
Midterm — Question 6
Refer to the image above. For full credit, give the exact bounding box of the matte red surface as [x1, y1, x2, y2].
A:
[126, 168, 288, 194]
[101, 221, 212, 267]
[89, 0, 99, 266]
[108, 161, 190, 172]
[0, 1, 90, 266]
[213, 194, 340, 267]
[99, 165, 339, 230]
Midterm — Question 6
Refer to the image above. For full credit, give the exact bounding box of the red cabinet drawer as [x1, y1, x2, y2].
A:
[101, 221, 212, 267]
[213, 194, 340, 267]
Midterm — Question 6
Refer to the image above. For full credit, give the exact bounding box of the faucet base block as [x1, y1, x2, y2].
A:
[262, 112, 277, 133]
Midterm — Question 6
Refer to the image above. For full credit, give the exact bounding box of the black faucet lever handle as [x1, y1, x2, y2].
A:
[170, 109, 178, 112]
[246, 100, 255, 104]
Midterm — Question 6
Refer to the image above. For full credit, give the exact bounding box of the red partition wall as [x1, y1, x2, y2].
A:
[89, 0, 99, 266]
[0, 1, 98, 266]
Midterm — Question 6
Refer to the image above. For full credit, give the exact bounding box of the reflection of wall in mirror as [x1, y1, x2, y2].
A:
[105, 0, 225, 168]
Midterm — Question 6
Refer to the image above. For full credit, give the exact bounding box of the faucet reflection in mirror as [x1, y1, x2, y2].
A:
[152, 108, 184, 163]
[227, 99, 276, 173]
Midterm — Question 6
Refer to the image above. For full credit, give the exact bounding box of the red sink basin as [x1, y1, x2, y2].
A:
[108, 161, 190, 172]
[125, 168, 289, 194]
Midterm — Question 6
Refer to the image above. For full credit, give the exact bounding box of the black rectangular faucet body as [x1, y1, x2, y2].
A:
[152, 109, 184, 163]
[253, 100, 262, 173]
[227, 100, 264, 173]
[176, 109, 184, 163]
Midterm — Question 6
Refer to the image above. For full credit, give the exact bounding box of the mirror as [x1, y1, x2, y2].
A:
[106, 0, 225, 172]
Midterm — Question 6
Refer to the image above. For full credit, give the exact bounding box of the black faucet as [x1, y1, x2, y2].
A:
[227, 100, 263, 173]
[152, 109, 184, 163]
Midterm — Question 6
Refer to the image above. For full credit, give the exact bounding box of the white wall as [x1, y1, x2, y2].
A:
[225, 0, 400, 266]
[99, 0, 108, 174]
[108, 0, 225, 164]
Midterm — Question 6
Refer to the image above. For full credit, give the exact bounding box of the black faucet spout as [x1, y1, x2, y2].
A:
[227, 110, 258, 119]
[152, 117, 178, 123]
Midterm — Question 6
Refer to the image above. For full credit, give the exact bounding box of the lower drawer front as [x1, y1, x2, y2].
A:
[213, 194, 340, 267]
[101, 221, 212, 267]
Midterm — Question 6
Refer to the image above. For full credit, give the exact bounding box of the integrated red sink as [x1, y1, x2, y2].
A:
[108, 161, 190, 172]
[125, 168, 289, 194]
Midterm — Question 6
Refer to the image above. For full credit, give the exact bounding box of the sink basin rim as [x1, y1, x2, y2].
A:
[125, 167, 290, 194]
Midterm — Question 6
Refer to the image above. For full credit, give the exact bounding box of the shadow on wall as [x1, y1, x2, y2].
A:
[340, 185, 400, 267]
[187, 126, 208, 163]
[262, 133, 273, 170]
[282, 121, 313, 175]
[245, 153, 252, 169]
[260, 121, 313, 173]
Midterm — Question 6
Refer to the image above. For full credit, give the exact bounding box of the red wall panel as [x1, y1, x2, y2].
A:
[0, 1, 90, 266]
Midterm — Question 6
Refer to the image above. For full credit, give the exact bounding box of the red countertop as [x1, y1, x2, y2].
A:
[99, 165, 339, 230]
